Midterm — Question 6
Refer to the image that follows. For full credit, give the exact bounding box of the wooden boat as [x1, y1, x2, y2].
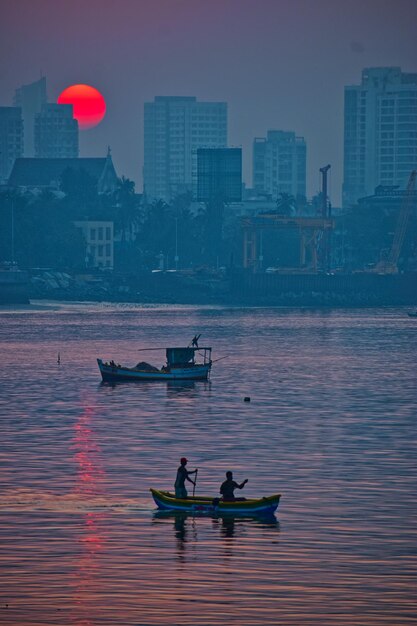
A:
[150, 488, 281, 515]
[98, 339, 212, 382]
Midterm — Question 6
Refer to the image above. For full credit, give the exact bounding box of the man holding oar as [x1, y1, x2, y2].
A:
[175, 457, 197, 498]
[220, 471, 248, 501]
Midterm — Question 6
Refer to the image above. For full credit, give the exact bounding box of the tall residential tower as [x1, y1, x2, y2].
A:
[252, 130, 306, 200]
[343, 67, 417, 207]
[143, 96, 227, 201]
[0, 107, 23, 183]
[13, 77, 47, 157]
[34, 104, 78, 158]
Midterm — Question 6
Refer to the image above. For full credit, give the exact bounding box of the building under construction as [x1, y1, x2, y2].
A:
[232, 168, 417, 305]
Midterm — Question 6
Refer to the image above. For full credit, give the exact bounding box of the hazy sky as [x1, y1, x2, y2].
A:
[1, 0, 416, 205]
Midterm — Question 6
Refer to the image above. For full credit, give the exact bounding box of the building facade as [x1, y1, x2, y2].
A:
[196, 148, 242, 201]
[13, 77, 47, 157]
[144, 96, 227, 201]
[252, 130, 306, 200]
[74, 220, 114, 269]
[0, 107, 23, 183]
[343, 67, 417, 208]
[34, 103, 79, 158]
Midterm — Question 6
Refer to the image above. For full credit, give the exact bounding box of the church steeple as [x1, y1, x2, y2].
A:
[98, 146, 117, 193]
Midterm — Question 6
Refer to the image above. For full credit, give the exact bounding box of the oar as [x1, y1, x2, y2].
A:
[193, 469, 198, 497]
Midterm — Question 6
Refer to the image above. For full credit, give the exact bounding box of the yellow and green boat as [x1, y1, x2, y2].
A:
[150, 489, 281, 516]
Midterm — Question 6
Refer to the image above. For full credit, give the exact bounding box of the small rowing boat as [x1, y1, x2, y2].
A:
[150, 489, 281, 515]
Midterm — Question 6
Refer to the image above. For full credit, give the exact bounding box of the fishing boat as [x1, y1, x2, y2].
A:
[150, 489, 281, 516]
[97, 337, 212, 382]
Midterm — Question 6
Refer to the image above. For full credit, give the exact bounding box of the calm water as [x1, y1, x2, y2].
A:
[0, 303, 416, 625]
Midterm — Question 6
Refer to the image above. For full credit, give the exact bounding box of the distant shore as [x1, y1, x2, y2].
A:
[1, 268, 416, 307]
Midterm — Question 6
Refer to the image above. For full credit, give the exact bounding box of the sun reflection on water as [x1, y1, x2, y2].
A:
[71, 403, 106, 625]
[0, 306, 416, 624]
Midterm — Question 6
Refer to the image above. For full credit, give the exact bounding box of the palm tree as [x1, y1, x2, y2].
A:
[276, 192, 296, 216]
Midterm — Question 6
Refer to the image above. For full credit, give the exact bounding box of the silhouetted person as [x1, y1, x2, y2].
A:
[175, 457, 197, 498]
[220, 471, 248, 501]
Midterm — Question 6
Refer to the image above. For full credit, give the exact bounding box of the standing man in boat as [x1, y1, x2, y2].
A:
[175, 457, 197, 498]
[220, 471, 248, 501]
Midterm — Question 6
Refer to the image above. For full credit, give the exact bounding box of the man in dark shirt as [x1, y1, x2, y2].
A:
[175, 457, 197, 498]
[220, 471, 248, 501]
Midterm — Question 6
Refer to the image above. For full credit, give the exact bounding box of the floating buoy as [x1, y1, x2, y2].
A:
[244, 396, 251, 402]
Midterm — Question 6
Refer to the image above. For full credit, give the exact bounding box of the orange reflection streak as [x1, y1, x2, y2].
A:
[72, 406, 105, 498]
[70, 403, 106, 626]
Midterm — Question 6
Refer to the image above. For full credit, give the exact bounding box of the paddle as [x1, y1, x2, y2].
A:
[193, 469, 198, 497]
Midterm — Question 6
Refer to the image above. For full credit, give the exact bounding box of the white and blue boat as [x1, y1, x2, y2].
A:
[98, 338, 212, 382]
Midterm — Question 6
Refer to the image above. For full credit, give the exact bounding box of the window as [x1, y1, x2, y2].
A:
[90, 228, 96, 241]
[106, 227, 111, 240]
[98, 227, 104, 240]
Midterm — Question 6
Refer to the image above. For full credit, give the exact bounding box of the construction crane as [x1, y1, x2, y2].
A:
[241, 165, 335, 272]
[241, 215, 334, 271]
[318, 165, 331, 271]
[373, 170, 416, 274]
[319, 165, 331, 218]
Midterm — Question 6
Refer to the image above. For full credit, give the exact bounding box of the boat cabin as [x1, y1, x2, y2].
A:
[166, 346, 212, 368]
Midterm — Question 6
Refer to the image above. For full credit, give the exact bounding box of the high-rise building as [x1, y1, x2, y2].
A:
[0, 107, 23, 183]
[13, 77, 47, 156]
[143, 96, 227, 201]
[252, 131, 306, 200]
[343, 67, 417, 208]
[197, 148, 242, 202]
[34, 103, 78, 158]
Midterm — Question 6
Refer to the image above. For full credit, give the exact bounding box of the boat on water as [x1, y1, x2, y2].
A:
[150, 488, 281, 516]
[98, 338, 212, 382]
[407, 311, 417, 318]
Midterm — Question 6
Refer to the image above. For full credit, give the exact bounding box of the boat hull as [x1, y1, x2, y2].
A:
[150, 489, 280, 515]
[97, 359, 211, 382]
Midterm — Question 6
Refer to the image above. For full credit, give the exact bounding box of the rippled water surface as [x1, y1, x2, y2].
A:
[0, 303, 416, 625]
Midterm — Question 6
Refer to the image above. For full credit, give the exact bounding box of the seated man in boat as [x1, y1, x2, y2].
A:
[220, 471, 248, 501]
[175, 457, 197, 499]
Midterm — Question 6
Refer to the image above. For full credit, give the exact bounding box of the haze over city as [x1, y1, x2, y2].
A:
[1, 2, 417, 624]
[1, 0, 416, 205]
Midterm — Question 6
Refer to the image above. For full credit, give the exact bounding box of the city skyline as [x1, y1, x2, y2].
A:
[1, 0, 416, 205]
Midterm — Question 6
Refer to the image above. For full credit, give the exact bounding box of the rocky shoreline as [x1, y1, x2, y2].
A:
[25, 269, 417, 307]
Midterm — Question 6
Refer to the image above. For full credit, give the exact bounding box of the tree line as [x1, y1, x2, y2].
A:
[0, 166, 414, 273]
[0, 167, 241, 272]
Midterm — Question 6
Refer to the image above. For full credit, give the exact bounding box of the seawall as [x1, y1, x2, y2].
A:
[230, 272, 417, 306]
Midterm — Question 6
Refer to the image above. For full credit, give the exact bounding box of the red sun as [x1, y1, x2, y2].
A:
[57, 84, 106, 130]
